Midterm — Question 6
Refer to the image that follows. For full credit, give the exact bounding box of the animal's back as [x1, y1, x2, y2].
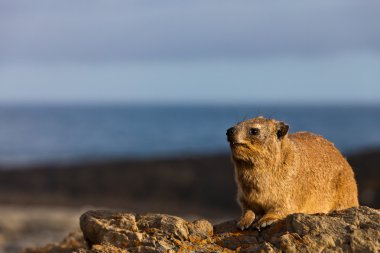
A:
[289, 132, 359, 213]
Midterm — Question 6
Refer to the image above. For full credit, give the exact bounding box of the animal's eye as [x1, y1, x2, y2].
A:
[249, 128, 260, 135]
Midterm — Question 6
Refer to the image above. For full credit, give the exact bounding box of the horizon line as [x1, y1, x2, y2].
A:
[0, 100, 380, 107]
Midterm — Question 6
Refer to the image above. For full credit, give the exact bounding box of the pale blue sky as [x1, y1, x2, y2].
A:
[1, 0, 380, 104]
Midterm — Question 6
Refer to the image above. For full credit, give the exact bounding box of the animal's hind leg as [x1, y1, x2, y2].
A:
[334, 170, 359, 210]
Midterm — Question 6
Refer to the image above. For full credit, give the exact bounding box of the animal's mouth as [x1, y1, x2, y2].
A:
[230, 142, 263, 154]
[230, 142, 250, 149]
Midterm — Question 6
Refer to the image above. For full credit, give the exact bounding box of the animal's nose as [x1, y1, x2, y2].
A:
[226, 127, 235, 137]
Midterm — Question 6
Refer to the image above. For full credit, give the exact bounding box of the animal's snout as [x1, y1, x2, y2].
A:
[226, 127, 235, 142]
[226, 127, 235, 136]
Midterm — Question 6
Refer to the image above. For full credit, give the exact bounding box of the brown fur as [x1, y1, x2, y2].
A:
[227, 117, 359, 230]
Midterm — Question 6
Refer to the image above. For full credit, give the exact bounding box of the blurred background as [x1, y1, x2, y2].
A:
[0, 0, 380, 252]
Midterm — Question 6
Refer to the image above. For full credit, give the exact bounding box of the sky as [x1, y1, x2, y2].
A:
[1, 0, 380, 104]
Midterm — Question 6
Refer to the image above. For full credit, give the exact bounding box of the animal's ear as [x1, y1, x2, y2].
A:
[276, 121, 289, 139]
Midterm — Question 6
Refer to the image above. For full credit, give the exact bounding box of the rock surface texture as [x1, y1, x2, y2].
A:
[23, 206, 380, 253]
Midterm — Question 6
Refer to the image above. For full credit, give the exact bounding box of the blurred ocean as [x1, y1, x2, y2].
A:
[0, 105, 379, 166]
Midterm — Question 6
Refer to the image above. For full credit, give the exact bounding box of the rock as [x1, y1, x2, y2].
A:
[22, 206, 380, 253]
[189, 219, 213, 240]
[282, 206, 380, 252]
[136, 213, 190, 240]
[21, 231, 85, 253]
[79, 211, 219, 253]
[80, 210, 141, 248]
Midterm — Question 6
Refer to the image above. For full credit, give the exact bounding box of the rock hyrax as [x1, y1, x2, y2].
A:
[226, 116, 359, 230]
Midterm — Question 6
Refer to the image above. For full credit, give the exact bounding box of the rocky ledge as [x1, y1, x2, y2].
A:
[23, 206, 379, 253]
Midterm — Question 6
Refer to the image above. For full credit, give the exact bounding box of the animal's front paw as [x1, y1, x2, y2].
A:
[236, 210, 255, 230]
[255, 214, 279, 230]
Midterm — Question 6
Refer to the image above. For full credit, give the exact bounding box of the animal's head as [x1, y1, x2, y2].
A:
[226, 116, 289, 163]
